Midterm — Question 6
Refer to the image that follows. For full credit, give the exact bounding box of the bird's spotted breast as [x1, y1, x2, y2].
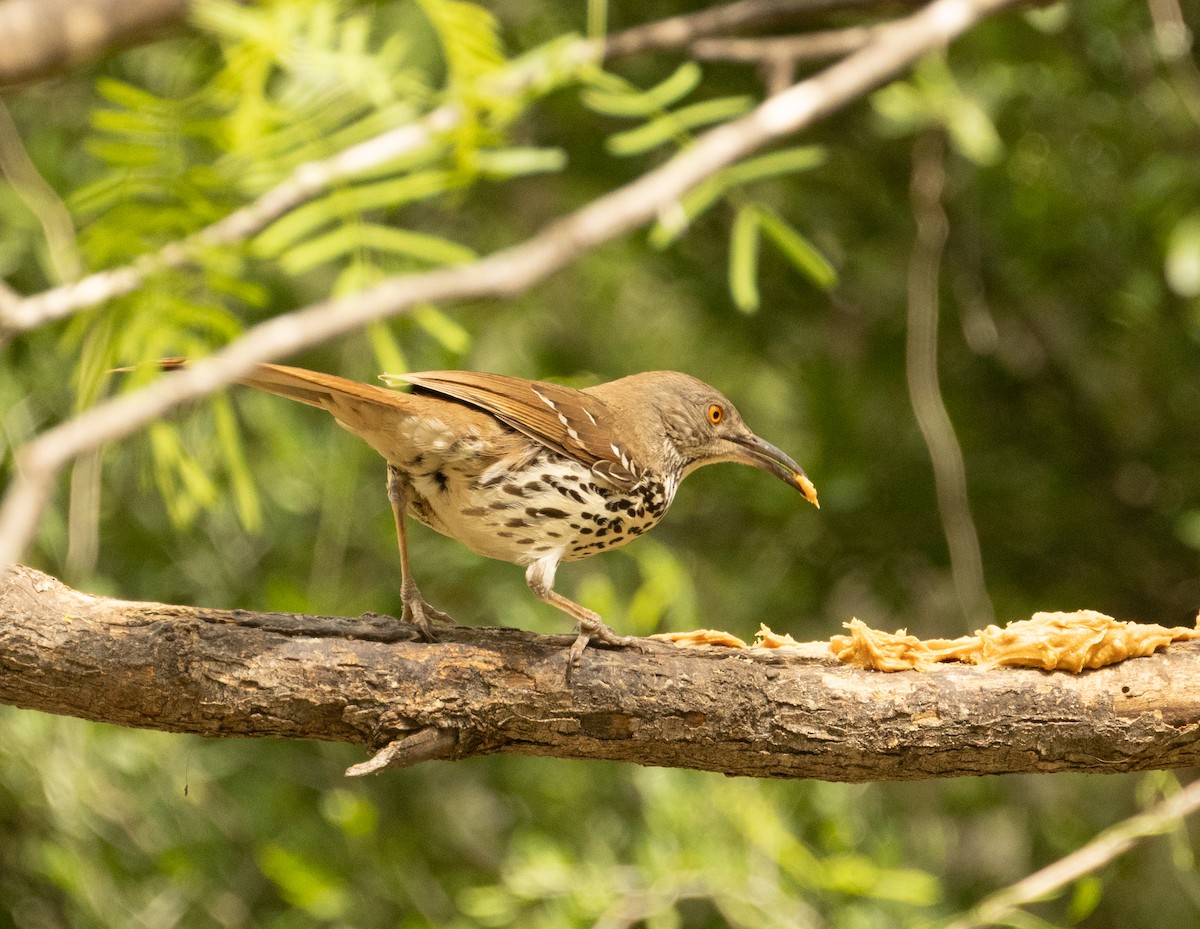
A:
[402, 447, 677, 566]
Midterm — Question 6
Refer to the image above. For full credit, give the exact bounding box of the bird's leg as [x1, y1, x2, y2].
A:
[386, 465, 452, 640]
[524, 556, 642, 675]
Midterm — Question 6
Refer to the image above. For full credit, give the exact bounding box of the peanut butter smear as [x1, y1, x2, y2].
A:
[830, 610, 1200, 672]
[655, 610, 1200, 673]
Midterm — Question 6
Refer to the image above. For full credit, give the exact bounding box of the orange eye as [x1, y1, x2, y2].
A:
[707, 404, 724, 425]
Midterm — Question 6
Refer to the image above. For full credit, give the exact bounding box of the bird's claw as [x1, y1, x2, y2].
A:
[401, 594, 453, 642]
[566, 618, 646, 681]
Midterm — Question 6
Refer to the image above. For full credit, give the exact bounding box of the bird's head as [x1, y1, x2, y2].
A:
[591, 372, 819, 507]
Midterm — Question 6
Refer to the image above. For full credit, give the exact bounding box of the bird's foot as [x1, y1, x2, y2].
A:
[567, 616, 645, 680]
[401, 591, 454, 642]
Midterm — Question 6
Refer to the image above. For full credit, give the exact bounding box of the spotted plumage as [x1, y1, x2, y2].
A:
[158, 360, 818, 672]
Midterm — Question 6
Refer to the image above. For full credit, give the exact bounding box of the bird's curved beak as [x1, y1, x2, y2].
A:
[730, 434, 820, 508]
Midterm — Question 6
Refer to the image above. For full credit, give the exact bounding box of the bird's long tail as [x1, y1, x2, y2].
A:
[132, 358, 417, 459]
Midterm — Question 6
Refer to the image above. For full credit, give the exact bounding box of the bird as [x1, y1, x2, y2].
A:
[152, 360, 819, 670]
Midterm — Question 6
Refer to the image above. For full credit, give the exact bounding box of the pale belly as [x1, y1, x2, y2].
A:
[401, 450, 675, 566]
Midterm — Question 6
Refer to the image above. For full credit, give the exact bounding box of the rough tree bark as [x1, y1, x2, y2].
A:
[1, 565, 1197, 779]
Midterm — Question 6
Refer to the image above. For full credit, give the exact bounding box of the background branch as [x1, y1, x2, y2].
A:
[2, 565, 1198, 779]
[603, 0, 901, 59]
[690, 29, 875, 65]
[690, 29, 876, 93]
[0, 0, 892, 92]
[946, 777, 1200, 929]
[907, 129, 992, 626]
[0, 0, 1022, 579]
[0, 100, 80, 282]
[0, 0, 190, 91]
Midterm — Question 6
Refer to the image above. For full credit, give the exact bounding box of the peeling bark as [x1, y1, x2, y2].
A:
[1, 565, 1197, 779]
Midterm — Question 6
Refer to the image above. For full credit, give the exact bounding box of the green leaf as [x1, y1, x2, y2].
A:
[333, 260, 384, 297]
[256, 844, 349, 920]
[474, 146, 567, 178]
[1066, 875, 1104, 923]
[1175, 510, 1200, 551]
[94, 77, 169, 112]
[367, 319, 410, 375]
[869, 54, 1002, 165]
[1166, 213, 1200, 298]
[277, 226, 366, 273]
[649, 176, 725, 249]
[149, 422, 218, 528]
[358, 224, 476, 264]
[203, 269, 270, 307]
[415, 0, 506, 85]
[581, 62, 702, 117]
[944, 95, 1003, 166]
[91, 108, 162, 137]
[626, 541, 696, 632]
[412, 303, 472, 354]
[279, 223, 473, 274]
[212, 393, 262, 532]
[729, 206, 761, 313]
[756, 206, 837, 289]
[722, 146, 827, 186]
[84, 139, 164, 168]
[253, 169, 463, 257]
[320, 789, 379, 839]
[649, 146, 826, 248]
[607, 95, 753, 156]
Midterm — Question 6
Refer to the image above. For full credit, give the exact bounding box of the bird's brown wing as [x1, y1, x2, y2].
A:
[389, 371, 641, 489]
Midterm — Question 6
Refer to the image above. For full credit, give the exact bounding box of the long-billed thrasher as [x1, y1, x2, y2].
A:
[162, 361, 819, 669]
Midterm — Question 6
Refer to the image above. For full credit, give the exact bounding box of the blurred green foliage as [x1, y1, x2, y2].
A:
[1, 0, 1199, 926]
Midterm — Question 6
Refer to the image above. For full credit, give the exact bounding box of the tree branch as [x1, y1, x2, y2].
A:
[907, 130, 992, 626]
[0, 0, 190, 92]
[0, 0, 891, 93]
[945, 777, 1200, 929]
[690, 29, 875, 65]
[603, 0, 902, 59]
[0, 0, 1023, 578]
[0, 100, 81, 282]
[690, 29, 876, 93]
[2, 565, 1198, 779]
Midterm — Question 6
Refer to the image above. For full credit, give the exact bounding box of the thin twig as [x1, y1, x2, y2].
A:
[0, 100, 81, 283]
[906, 130, 992, 626]
[0, 0, 1022, 576]
[603, 0, 894, 59]
[692, 28, 877, 96]
[944, 777, 1200, 929]
[691, 28, 875, 65]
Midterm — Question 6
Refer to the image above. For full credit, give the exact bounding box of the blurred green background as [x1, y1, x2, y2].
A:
[2, 0, 1199, 926]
